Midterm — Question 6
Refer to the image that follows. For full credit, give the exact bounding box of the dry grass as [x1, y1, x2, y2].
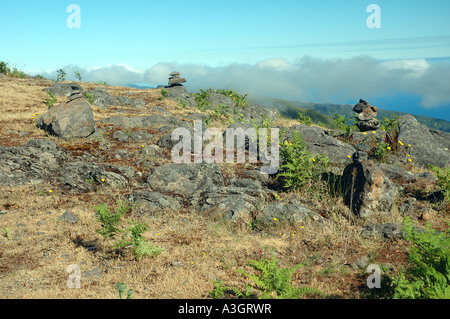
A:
[0, 75, 446, 300]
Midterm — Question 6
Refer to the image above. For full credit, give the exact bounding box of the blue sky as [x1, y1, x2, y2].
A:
[1, 0, 450, 120]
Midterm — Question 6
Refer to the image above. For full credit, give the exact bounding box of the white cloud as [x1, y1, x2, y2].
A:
[35, 56, 450, 110]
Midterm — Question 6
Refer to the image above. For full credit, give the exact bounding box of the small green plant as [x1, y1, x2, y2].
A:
[390, 216, 450, 299]
[94, 202, 129, 256]
[97, 80, 109, 86]
[333, 113, 354, 138]
[381, 115, 400, 148]
[178, 99, 188, 109]
[374, 141, 391, 162]
[115, 282, 134, 299]
[0, 61, 9, 74]
[211, 104, 230, 120]
[234, 257, 323, 299]
[160, 88, 169, 100]
[3, 226, 12, 240]
[210, 280, 229, 299]
[298, 112, 313, 126]
[114, 220, 164, 260]
[0, 61, 27, 78]
[213, 88, 248, 109]
[429, 165, 450, 203]
[84, 92, 94, 104]
[194, 88, 213, 111]
[46, 90, 57, 109]
[277, 131, 329, 191]
[74, 71, 82, 81]
[56, 69, 66, 82]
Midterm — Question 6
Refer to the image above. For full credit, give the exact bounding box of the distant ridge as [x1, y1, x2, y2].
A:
[250, 96, 450, 133]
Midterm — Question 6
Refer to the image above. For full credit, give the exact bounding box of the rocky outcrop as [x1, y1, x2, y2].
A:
[44, 82, 83, 97]
[283, 124, 355, 164]
[0, 140, 67, 186]
[397, 114, 450, 168]
[257, 200, 324, 225]
[129, 190, 182, 214]
[37, 94, 96, 139]
[145, 163, 224, 198]
[342, 159, 398, 218]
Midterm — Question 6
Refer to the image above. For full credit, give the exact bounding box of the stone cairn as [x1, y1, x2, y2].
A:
[353, 99, 380, 131]
[168, 71, 186, 87]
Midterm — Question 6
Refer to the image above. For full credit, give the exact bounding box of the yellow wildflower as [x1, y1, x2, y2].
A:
[387, 146, 391, 150]
[347, 155, 351, 158]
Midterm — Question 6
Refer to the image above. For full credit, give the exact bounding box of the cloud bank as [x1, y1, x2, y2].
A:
[38, 56, 450, 111]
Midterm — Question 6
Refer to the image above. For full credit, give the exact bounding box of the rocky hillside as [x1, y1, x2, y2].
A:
[0, 72, 448, 299]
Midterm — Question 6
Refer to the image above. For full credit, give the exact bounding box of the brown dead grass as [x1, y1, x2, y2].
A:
[0, 75, 447, 300]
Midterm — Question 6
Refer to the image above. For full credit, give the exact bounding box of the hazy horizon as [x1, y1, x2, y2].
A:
[2, 0, 449, 121]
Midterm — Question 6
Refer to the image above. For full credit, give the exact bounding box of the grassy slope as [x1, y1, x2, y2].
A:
[0, 76, 446, 299]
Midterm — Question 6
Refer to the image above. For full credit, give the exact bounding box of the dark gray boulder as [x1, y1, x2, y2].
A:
[87, 87, 120, 108]
[37, 98, 96, 140]
[146, 163, 224, 197]
[356, 118, 381, 131]
[44, 82, 83, 97]
[117, 96, 146, 108]
[342, 160, 398, 217]
[397, 115, 449, 168]
[99, 114, 181, 129]
[165, 85, 195, 106]
[0, 140, 67, 186]
[192, 186, 268, 223]
[257, 200, 324, 225]
[129, 190, 182, 214]
[360, 223, 403, 240]
[283, 124, 355, 164]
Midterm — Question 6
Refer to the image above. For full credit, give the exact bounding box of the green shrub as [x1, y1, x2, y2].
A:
[46, 90, 57, 109]
[381, 115, 400, 148]
[84, 92, 94, 104]
[429, 166, 450, 202]
[0, 61, 27, 78]
[390, 216, 450, 299]
[217, 257, 323, 299]
[333, 113, 354, 138]
[74, 71, 82, 81]
[115, 282, 134, 299]
[298, 112, 313, 126]
[277, 131, 329, 191]
[0, 61, 10, 74]
[94, 202, 129, 256]
[374, 141, 390, 162]
[160, 88, 168, 100]
[114, 220, 164, 260]
[56, 69, 66, 82]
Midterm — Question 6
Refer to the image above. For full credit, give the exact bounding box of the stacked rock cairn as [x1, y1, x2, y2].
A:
[353, 99, 380, 131]
[168, 71, 186, 87]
